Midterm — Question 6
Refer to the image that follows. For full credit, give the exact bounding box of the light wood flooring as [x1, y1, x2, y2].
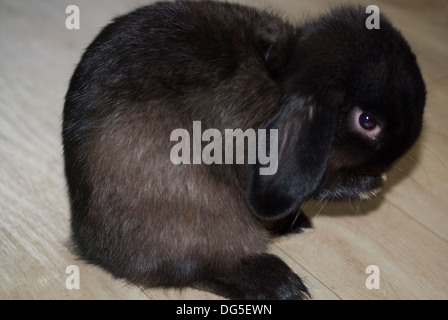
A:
[1, 0, 447, 299]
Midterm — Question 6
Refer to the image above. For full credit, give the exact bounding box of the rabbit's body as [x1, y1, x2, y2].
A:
[64, 1, 288, 293]
[63, 1, 425, 299]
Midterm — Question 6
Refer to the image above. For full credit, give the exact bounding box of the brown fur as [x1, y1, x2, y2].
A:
[63, 1, 425, 299]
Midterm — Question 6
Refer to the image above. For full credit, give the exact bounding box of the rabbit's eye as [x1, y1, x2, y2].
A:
[359, 113, 377, 131]
[352, 107, 381, 139]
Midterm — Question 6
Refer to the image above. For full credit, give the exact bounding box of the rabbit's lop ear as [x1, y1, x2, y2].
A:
[248, 95, 338, 220]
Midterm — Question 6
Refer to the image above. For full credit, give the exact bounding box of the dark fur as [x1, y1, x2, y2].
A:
[63, 1, 425, 299]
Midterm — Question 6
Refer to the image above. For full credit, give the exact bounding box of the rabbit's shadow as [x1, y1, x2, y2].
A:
[302, 142, 422, 219]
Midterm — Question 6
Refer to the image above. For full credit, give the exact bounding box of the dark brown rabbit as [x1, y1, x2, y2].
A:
[63, 0, 425, 299]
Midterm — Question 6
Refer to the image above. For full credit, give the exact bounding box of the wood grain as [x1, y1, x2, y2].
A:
[1, 0, 447, 300]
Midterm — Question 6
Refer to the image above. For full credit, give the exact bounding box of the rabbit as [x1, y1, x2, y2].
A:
[62, 0, 426, 299]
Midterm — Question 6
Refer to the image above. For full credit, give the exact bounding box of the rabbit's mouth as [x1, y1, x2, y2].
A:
[312, 173, 387, 201]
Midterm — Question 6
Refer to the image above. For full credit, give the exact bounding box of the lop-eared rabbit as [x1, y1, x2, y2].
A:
[63, 1, 425, 299]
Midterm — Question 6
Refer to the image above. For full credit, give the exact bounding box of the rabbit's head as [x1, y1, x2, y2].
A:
[248, 6, 426, 219]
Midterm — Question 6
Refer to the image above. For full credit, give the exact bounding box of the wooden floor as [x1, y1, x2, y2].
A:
[1, 0, 447, 300]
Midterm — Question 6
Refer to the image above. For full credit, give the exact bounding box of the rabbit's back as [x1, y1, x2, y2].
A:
[63, 1, 289, 286]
